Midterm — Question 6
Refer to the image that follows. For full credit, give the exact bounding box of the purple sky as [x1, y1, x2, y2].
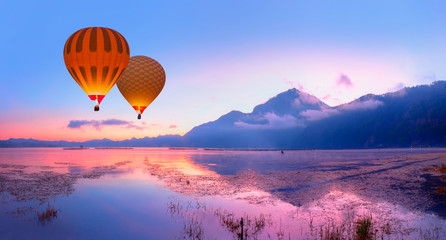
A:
[1, 0, 445, 141]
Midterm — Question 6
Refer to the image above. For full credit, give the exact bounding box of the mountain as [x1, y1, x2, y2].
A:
[183, 89, 329, 148]
[298, 82, 446, 148]
[2, 81, 446, 148]
[184, 81, 446, 148]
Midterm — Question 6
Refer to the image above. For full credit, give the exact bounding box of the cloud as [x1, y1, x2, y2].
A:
[102, 119, 130, 126]
[386, 83, 407, 97]
[388, 82, 405, 92]
[322, 94, 342, 106]
[67, 120, 101, 130]
[387, 88, 407, 97]
[336, 74, 353, 88]
[234, 112, 303, 129]
[67, 119, 145, 131]
[300, 108, 339, 121]
[340, 99, 384, 111]
[126, 124, 144, 131]
[169, 125, 178, 129]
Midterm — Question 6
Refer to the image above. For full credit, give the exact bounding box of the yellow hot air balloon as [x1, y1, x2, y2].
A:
[117, 56, 166, 119]
[63, 27, 130, 111]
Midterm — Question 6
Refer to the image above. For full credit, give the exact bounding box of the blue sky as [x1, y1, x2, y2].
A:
[1, 0, 446, 140]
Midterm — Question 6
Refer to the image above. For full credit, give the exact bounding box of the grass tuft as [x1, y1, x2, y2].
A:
[439, 164, 446, 173]
[37, 205, 57, 224]
[355, 215, 374, 240]
[436, 186, 446, 195]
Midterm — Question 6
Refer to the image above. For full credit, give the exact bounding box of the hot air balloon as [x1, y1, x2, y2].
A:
[63, 27, 130, 111]
[117, 56, 166, 119]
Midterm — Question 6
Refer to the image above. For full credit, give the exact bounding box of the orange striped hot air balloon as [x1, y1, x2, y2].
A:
[117, 56, 166, 119]
[63, 27, 130, 111]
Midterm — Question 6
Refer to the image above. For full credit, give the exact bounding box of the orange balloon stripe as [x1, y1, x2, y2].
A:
[65, 30, 91, 94]
[63, 27, 130, 102]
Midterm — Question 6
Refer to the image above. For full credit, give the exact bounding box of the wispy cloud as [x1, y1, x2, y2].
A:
[67, 119, 145, 131]
[386, 83, 407, 97]
[102, 119, 129, 126]
[299, 99, 384, 121]
[169, 125, 178, 129]
[340, 99, 383, 111]
[336, 74, 353, 88]
[300, 108, 339, 121]
[67, 120, 102, 130]
[235, 112, 304, 129]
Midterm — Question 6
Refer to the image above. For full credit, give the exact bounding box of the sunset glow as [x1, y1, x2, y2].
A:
[1, 1, 446, 141]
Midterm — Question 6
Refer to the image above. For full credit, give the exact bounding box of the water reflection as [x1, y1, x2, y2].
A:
[0, 148, 445, 239]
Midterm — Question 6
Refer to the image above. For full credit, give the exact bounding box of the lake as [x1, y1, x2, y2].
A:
[0, 148, 445, 239]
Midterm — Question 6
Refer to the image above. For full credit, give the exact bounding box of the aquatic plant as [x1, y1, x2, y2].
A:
[318, 218, 348, 240]
[418, 226, 442, 240]
[436, 186, 446, 195]
[355, 215, 374, 240]
[439, 164, 446, 173]
[37, 205, 58, 224]
[214, 208, 271, 240]
[182, 216, 203, 240]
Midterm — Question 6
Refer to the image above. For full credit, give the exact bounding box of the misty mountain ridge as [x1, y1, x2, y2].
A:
[186, 86, 385, 136]
[186, 88, 328, 134]
[2, 81, 446, 148]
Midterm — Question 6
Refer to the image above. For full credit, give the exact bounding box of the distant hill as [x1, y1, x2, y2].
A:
[0, 135, 183, 148]
[2, 81, 446, 148]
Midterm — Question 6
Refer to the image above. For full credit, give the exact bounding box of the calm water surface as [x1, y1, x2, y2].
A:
[0, 148, 445, 239]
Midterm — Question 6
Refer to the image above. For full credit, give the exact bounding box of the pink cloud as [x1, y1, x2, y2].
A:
[67, 119, 145, 131]
[169, 125, 178, 129]
[322, 94, 342, 106]
[336, 74, 353, 88]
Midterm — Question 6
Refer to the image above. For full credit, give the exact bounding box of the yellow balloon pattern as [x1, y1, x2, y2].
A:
[117, 56, 166, 115]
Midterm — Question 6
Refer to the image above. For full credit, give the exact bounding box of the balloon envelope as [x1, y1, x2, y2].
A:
[117, 56, 166, 117]
[63, 27, 130, 109]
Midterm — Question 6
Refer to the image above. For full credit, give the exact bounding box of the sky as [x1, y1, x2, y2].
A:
[1, 0, 446, 141]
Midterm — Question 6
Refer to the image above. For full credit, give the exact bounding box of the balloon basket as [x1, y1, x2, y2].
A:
[94, 105, 100, 111]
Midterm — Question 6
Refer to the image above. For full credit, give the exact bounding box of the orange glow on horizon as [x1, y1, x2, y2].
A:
[0, 117, 186, 142]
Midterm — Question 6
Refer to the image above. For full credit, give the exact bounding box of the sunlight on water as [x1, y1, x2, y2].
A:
[0, 148, 446, 239]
